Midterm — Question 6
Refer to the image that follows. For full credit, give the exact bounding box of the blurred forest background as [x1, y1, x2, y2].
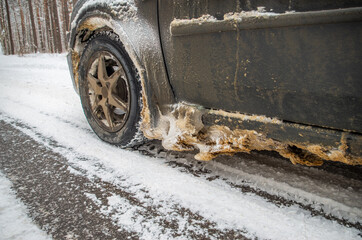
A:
[0, 0, 76, 55]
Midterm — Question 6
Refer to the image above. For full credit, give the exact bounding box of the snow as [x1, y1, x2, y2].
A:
[70, 0, 137, 30]
[206, 157, 362, 226]
[209, 109, 282, 124]
[0, 172, 51, 240]
[0, 54, 361, 240]
[171, 9, 281, 27]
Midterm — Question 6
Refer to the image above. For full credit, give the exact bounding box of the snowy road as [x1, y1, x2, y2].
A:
[0, 54, 361, 239]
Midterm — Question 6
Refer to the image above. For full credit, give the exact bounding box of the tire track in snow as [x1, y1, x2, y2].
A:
[1, 110, 361, 239]
[136, 142, 362, 231]
[0, 120, 137, 239]
[0, 118, 250, 239]
[2, 96, 361, 231]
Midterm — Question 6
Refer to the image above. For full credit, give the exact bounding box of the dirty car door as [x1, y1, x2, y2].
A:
[158, 1, 362, 133]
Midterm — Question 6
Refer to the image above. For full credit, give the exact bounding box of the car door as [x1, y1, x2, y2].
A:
[158, 0, 362, 133]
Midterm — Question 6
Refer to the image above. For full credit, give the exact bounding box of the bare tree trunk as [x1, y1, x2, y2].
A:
[11, 5, 22, 55]
[68, 0, 73, 19]
[61, 0, 69, 50]
[18, 0, 27, 52]
[27, 0, 38, 52]
[49, 0, 56, 53]
[50, 0, 62, 53]
[35, 0, 45, 52]
[43, 0, 53, 52]
[4, 0, 14, 54]
[0, 1, 8, 54]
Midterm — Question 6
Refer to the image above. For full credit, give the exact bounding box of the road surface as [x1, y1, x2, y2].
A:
[0, 54, 361, 239]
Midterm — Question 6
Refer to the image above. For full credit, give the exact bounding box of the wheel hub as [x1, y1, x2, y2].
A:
[86, 52, 130, 132]
[102, 86, 108, 98]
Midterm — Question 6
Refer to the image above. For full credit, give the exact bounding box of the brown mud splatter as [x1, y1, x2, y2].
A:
[71, 50, 80, 89]
[70, 18, 361, 167]
[146, 103, 362, 167]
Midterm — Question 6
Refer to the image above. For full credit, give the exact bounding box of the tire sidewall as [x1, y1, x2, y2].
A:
[79, 33, 141, 146]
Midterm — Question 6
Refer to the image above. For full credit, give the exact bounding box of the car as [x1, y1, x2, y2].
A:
[67, 0, 362, 166]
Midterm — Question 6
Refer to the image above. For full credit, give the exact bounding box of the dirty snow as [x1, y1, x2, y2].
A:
[70, 0, 137, 30]
[0, 54, 361, 240]
[171, 9, 281, 27]
[0, 172, 51, 240]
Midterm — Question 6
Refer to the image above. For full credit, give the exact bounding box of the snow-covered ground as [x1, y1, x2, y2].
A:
[0, 54, 361, 239]
[0, 173, 51, 240]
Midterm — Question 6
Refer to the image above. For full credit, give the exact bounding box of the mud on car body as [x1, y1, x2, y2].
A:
[67, 0, 362, 166]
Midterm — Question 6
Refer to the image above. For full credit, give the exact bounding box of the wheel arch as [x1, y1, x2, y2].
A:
[67, 0, 175, 138]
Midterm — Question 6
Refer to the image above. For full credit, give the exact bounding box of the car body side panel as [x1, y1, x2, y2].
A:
[158, 0, 362, 133]
[67, 0, 362, 165]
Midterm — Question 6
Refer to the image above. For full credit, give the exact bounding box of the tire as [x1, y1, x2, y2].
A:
[78, 32, 144, 147]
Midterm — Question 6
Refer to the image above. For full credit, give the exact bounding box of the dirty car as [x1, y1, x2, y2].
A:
[67, 0, 362, 166]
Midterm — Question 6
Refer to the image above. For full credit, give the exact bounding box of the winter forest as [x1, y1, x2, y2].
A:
[0, 0, 76, 55]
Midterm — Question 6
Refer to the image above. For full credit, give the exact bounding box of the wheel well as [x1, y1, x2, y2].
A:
[79, 27, 112, 46]
[70, 17, 117, 92]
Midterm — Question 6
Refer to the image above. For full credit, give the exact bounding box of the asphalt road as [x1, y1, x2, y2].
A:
[0, 119, 250, 239]
[1, 118, 362, 239]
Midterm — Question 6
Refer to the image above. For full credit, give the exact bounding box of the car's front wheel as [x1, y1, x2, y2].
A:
[78, 32, 143, 147]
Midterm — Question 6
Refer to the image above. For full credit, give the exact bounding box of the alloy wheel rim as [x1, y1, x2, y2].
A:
[86, 51, 130, 132]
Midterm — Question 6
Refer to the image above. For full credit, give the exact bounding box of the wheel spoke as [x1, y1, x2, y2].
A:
[100, 101, 114, 128]
[109, 94, 128, 112]
[108, 68, 122, 90]
[87, 73, 102, 95]
[92, 98, 100, 114]
[95, 98, 106, 115]
[97, 55, 107, 85]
